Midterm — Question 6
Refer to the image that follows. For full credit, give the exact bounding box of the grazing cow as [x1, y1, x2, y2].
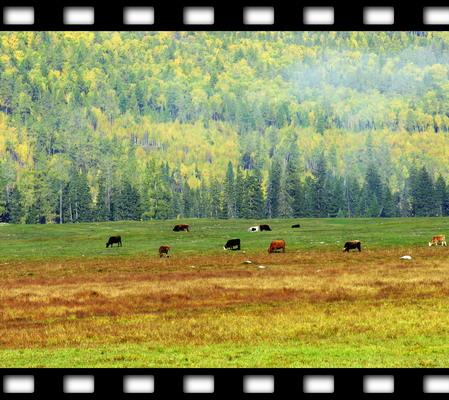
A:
[224, 239, 241, 251]
[268, 240, 286, 253]
[291, 224, 301, 228]
[428, 235, 447, 246]
[159, 245, 170, 258]
[106, 235, 122, 248]
[173, 224, 190, 232]
[247, 226, 260, 232]
[260, 224, 272, 231]
[342, 240, 361, 252]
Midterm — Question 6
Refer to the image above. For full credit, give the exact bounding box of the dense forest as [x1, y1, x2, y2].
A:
[1, 31, 449, 223]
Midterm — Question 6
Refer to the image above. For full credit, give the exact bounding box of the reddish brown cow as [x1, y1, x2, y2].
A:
[428, 235, 447, 246]
[342, 240, 361, 252]
[268, 240, 286, 253]
[159, 245, 170, 258]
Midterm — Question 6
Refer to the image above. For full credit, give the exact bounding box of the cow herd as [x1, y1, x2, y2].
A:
[106, 224, 448, 258]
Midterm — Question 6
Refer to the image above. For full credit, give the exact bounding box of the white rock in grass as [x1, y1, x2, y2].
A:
[258, 265, 266, 269]
[190, 265, 196, 268]
[243, 260, 252, 264]
[400, 256, 412, 260]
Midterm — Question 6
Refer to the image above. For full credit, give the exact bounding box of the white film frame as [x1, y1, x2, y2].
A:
[183, 375, 214, 393]
[303, 375, 334, 393]
[123, 7, 155, 25]
[184, 7, 214, 25]
[63, 7, 95, 25]
[3, 376, 35, 393]
[424, 376, 449, 393]
[303, 7, 334, 25]
[363, 375, 395, 393]
[363, 7, 394, 25]
[243, 375, 275, 393]
[123, 375, 155, 393]
[63, 375, 95, 393]
[243, 7, 275, 25]
[424, 7, 449, 25]
[3, 7, 34, 25]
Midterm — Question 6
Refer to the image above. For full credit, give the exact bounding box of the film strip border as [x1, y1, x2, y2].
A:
[2, 369, 449, 395]
[0, 3, 449, 30]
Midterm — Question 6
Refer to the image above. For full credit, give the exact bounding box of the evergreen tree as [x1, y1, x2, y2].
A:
[116, 180, 141, 220]
[434, 174, 448, 217]
[96, 178, 112, 222]
[285, 147, 304, 218]
[224, 161, 236, 219]
[328, 178, 346, 217]
[411, 167, 437, 217]
[7, 188, 25, 223]
[303, 176, 317, 217]
[278, 165, 292, 218]
[234, 167, 244, 218]
[313, 153, 328, 217]
[65, 169, 93, 223]
[242, 170, 264, 219]
[266, 159, 281, 218]
[344, 176, 360, 218]
[381, 185, 399, 217]
[209, 179, 223, 219]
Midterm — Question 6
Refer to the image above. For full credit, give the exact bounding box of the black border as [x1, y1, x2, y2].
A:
[0, 2, 445, 30]
[1, 368, 442, 396]
[1, 1, 449, 395]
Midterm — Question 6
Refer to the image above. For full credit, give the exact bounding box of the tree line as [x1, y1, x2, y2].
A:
[1, 31, 449, 223]
[2, 155, 448, 223]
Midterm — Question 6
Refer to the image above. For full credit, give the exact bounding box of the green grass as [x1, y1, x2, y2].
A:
[0, 217, 445, 261]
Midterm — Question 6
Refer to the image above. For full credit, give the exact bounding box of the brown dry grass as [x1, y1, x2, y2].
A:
[2, 246, 449, 353]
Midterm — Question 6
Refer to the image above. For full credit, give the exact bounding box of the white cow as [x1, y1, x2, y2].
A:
[247, 226, 260, 232]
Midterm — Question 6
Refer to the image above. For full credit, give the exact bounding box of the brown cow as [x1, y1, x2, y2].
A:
[428, 235, 447, 246]
[106, 235, 122, 248]
[268, 240, 286, 253]
[173, 224, 190, 232]
[159, 245, 170, 258]
[342, 240, 361, 252]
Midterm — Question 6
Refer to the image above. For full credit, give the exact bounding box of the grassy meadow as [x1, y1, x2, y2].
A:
[1, 218, 449, 367]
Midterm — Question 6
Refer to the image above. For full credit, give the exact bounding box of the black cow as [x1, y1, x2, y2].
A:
[106, 235, 122, 248]
[259, 224, 272, 231]
[224, 239, 241, 251]
[342, 240, 361, 252]
[173, 224, 190, 232]
[291, 224, 301, 228]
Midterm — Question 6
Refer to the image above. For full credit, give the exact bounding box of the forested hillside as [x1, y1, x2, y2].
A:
[1, 31, 449, 223]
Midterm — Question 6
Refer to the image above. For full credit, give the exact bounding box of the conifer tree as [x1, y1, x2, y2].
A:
[116, 180, 141, 220]
[224, 161, 236, 219]
[328, 178, 346, 217]
[313, 153, 328, 217]
[435, 174, 448, 217]
[242, 170, 264, 219]
[412, 167, 437, 217]
[7, 188, 25, 223]
[266, 159, 281, 218]
[234, 167, 244, 218]
[96, 179, 112, 222]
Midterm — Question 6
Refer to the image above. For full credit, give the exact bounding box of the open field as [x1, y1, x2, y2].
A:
[1, 218, 449, 367]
